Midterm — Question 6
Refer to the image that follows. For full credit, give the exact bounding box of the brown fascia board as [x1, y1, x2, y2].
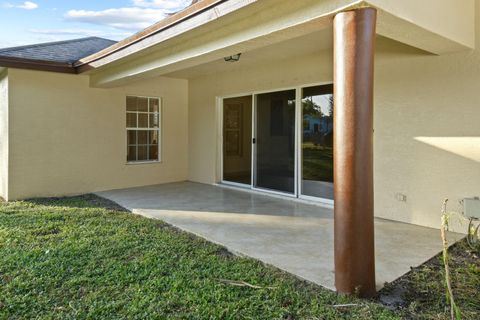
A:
[0, 56, 76, 74]
[75, 0, 227, 73]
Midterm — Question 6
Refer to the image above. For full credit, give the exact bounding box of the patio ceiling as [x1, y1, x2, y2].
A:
[164, 28, 333, 79]
[163, 29, 432, 80]
[85, 0, 475, 88]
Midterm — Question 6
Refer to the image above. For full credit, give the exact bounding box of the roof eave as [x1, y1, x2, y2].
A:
[74, 0, 226, 71]
[0, 56, 76, 74]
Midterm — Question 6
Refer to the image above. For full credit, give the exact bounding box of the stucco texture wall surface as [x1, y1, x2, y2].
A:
[188, 4, 480, 231]
[0, 71, 8, 200]
[7, 69, 188, 200]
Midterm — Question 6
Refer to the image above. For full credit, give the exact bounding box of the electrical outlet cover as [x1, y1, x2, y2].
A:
[464, 198, 480, 219]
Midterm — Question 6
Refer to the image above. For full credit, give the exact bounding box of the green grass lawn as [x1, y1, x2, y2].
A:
[0, 195, 478, 319]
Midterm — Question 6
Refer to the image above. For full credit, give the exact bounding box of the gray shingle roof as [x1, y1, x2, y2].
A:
[0, 37, 117, 65]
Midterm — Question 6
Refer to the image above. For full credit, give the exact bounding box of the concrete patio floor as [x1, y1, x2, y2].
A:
[97, 182, 463, 290]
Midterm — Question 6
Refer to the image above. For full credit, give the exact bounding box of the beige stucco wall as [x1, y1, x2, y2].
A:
[188, 50, 333, 186]
[188, 3, 480, 231]
[0, 70, 8, 200]
[374, 41, 480, 230]
[7, 69, 188, 200]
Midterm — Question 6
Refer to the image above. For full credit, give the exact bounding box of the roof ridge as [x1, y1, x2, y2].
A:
[0, 37, 115, 54]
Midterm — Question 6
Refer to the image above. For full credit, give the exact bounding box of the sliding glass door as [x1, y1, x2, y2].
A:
[300, 85, 334, 200]
[253, 90, 296, 194]
[222, 84, 334, 202]
[223, 95, 252, 185]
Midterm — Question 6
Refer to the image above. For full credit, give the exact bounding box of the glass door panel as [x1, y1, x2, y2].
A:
[301, 85, 334, 200]
[254, 90, 296, 194]
[223, 96, 253, 185]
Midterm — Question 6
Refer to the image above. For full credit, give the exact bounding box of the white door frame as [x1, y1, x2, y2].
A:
[218, 81, 334, 205]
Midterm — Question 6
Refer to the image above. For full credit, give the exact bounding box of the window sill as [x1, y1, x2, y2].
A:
[126, 160, 161, 165]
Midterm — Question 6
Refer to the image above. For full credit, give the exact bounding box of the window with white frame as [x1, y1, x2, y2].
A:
[126, 96, 161, 163]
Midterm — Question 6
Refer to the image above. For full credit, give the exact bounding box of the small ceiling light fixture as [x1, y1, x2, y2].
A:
[224, 53, 242, 62]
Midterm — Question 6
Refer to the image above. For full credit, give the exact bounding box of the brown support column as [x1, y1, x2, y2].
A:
[333, 7, 377, 297]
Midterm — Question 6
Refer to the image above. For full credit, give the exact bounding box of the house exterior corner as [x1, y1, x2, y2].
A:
[4, 68, 189, 200]
[0, 69, 8, 201]
[0, 0, 479, 233]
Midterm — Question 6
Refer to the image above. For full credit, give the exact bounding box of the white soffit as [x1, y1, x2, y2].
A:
[88, 0, 475, 87]
[367, 0, 475, 54]
[89, 0, 359, 87]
